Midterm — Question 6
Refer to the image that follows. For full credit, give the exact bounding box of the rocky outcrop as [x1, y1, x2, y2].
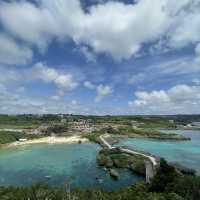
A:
[109, 169, 120, 179]
[97, 153, 113, 168]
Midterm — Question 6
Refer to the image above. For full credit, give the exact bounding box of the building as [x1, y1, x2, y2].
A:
[130, 120, 144, 127]
[68, 119, 94, 133]
[28, 124, 50, 135]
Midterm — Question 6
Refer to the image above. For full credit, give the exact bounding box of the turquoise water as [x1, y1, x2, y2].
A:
[0, 142, 142, 190]
[115, 130, 200, 174]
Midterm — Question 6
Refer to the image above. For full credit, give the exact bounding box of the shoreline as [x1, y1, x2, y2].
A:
[3, 135, 89, 148]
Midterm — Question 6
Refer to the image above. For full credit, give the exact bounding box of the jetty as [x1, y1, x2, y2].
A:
[99, 134, 158, 183]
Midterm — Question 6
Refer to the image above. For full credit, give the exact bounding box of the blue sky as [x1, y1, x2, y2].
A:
[0, 0, 200, 115]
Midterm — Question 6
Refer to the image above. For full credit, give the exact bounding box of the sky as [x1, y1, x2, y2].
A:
[0, 0, 200, 115]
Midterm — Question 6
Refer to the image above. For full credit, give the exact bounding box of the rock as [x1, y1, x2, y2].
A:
[97, 154, 113, 168]
[78, 140, 82, 144]
[109, 169, 120, 180]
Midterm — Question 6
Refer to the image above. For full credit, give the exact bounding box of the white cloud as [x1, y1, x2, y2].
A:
[55, 74, 78, 90]
[193, 78, 200, 85]
[128, 73, 146, 85]
[1, 0, 199, 60]
[167, 1, 200, 48]
[95, 84, 113, 102]
[51, 95, 60, 101]
[84, 81, 113, 102]
[129, 84, 200, 114]
[71, 100, 78, 106]
[0, 83, 87, 114]
[80, 46, 96, 62]
[84, 81, 95, 89]
[32, 62, 78, 91]
[0, 33, 32, 65]
[0, 1, 55, 51]
[0, 66, 22, 84]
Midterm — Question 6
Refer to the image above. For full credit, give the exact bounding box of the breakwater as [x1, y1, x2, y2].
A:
[99, 134, 158, 182]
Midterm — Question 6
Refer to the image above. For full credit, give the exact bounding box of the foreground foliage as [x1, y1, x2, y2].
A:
[0, 183, 183, 200]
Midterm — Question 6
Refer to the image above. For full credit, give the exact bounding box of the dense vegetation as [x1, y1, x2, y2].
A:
[0, 114, 62, 129]
[0, 159, 199, 200]
[118, 126, 190, 140]
[84, 126, 190, 143]
[0, 131, 42, 145]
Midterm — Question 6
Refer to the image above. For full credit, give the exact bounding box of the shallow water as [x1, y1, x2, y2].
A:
[0, 142, 142, 190]
[115, 130, 200, 174]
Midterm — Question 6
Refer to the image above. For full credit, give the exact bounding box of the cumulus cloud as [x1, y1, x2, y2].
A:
[84, 81, 95, 89]
[84, 81, 113, 102]
[0, 33, 32, 65]
[95, 84, 113, 102]
[32, 63, 78, 92]
[1, 0, 200, 60]
[0, 83, 87, 114]
[168, 1, 200, 48]
[129, 84, 200, 114]
[0, 1, 54, 51]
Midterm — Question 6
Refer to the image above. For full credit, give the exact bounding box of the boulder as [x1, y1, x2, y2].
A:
[109, 169, 120, 180]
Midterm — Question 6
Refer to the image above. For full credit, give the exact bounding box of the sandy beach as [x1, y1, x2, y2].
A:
[6, 136, 89, 147]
